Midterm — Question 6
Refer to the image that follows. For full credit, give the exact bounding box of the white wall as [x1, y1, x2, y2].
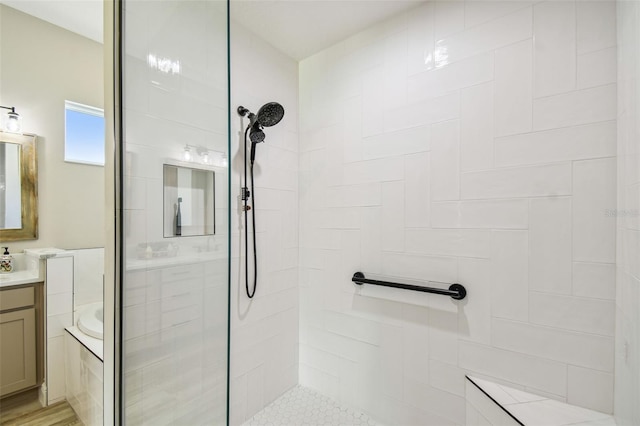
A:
[229, 21, 300, 425]
[298, 1, 617, 423]
[73, 247, 104, 309]
[0, 5, 104, 251]
[615, 1, 640, 424]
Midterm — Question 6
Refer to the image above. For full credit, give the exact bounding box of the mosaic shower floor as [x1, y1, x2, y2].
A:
[242, 386, 382, 426]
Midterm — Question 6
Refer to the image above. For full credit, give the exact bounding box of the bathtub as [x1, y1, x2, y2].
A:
[77, 302, 103, 340]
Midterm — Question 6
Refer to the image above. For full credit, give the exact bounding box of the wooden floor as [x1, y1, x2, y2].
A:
[0, 389, 82, 426]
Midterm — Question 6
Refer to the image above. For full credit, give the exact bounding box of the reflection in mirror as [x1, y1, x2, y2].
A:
[0, 142, 22, 229]
[163, 164, 215, 238]
[0, 131, 37, 241]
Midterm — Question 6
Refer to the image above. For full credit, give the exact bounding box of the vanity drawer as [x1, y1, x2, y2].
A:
[0, 286, 35, 311]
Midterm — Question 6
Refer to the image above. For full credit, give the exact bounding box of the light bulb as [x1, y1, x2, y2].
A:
[183, 147, 191, 161]
[202, 152, 210, 164]
[4, 112, 21, 133]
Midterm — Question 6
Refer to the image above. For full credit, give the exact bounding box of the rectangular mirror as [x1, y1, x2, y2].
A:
[0, 131, 37, 241]
[163, 164, 215, 238]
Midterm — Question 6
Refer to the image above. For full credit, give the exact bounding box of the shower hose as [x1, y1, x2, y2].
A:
[244, 125, 258, 298]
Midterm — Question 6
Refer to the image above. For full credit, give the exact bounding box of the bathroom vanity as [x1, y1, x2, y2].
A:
[0, 281, 44, 397]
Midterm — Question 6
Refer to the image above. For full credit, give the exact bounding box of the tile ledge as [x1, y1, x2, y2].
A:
[466, 375, 616, 426]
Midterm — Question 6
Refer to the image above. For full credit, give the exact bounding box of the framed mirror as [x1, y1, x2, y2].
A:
[0, 131, 37, 241]
[163, 163, 215, 238]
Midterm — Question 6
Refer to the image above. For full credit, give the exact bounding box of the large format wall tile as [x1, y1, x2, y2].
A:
[533, 1, 576, 98]
[573, 158, 617, 263]
[529, 197, 572, 295]
[461, 163, 572, 199]
[494, 39, 532, 137]
[492, 318, 614, 372]
[461, 81, 494, 172]
[533, 84, 617, 131]
[495, 121, 616, 167]
[297, 0, 618, 422]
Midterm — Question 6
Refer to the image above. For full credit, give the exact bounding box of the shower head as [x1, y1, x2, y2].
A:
[249, 124, 264, 163]
[256, 102, 285, 127]
[249, 123, 265, 144]
[238, 102, 285, 163]
[237, 102, 285, 128]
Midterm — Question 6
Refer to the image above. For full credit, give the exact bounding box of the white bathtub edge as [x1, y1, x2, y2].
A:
[65, 326, 103, 362]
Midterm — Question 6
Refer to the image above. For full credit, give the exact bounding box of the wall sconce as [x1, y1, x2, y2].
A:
[0, 106, 22, 133]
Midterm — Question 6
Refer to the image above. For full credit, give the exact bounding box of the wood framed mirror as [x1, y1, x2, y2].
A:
[0, 131, 38, 241]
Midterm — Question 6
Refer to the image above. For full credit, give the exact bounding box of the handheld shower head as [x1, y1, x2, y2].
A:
[249, 123, 265, 144]
[238, 102, 285, 163]
[237, 102, 285, 300]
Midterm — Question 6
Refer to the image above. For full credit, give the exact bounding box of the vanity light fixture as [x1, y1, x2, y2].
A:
[183, 145, 192, 161]
[183, 144, 227, 167]
[196, 146, 210, 164]
[0, 106, 22, 133]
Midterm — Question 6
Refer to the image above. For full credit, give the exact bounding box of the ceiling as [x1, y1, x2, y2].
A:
[230, 1, 425, 60]
[0, 0, 424, 60]
[0, 0, 103, 44]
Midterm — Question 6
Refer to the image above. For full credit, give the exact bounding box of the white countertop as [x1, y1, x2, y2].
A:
[24, 247, 74, 259]
[0, 248, 73, 288]
[0, 269, 42, 288]
[126, 250, 226, 271]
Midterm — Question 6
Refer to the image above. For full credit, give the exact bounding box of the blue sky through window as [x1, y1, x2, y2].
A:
[65, 102, 105, 166]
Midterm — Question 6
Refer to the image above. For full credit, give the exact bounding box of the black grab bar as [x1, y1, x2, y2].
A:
[351, 272, 467, 300]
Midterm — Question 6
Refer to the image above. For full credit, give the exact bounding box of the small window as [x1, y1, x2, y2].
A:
[64, 101, 105, 166]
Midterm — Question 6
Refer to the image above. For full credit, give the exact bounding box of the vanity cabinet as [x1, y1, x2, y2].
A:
[0, 283, 44, 397]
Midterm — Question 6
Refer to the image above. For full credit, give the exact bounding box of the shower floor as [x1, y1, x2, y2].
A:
[242, 386, 381, 426]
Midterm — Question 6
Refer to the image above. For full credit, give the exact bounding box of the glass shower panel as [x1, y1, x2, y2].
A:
[121, 0, 229, 424]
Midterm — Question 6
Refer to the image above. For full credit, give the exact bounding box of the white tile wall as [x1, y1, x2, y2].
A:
[73, 248, 104, 308]
[65, 332, 103, 426]
[494, 39, 532, 137]
[461, 81, 494, 172]
[533, 84, 617, 131]
[615, 0, 640, 424]
[533, 1, 577, 98]
[46, 255, 74, 404]
[491, 230, 529, 322]
[298, 0, 617, 420]
[229, 21, 299, 425]
[529, 197, 572, 295]
[495, 121, 616, 168]
[573, 158, 617, 264]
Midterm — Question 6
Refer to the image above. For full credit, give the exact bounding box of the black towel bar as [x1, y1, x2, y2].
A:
[351, 272, 466, 300]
